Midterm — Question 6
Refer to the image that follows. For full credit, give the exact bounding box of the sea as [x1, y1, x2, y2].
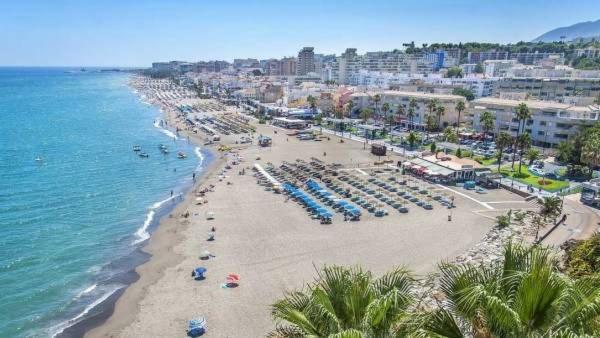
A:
[0, 67, 211, 337]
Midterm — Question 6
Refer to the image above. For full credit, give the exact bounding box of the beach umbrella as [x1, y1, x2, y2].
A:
[226, 273, 240, 284]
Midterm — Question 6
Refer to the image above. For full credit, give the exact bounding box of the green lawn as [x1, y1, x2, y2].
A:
[498, 165, 570, 192]
[474, 156, 498, 166]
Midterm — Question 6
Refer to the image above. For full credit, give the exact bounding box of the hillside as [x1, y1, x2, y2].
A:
[533, 19, 600, 42]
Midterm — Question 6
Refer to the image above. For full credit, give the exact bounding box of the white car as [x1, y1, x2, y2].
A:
[528, 166, 545, 177]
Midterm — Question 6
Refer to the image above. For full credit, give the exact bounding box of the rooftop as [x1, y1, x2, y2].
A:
[351, 90, 465, 101]
[472, 97, 600, 113]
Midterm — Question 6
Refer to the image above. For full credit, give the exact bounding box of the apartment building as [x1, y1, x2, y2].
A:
[467, 51, 510, 64]
[280, 57, 297, 76]
[296, 47, 315, 76]
[494, 77, 600, 104]
[575, 47, 600, 58]
[484, 60, 517, 77]
[509, 52, 564, 65]
[471, 97, 599, 147]
[350, 91, 467, 129]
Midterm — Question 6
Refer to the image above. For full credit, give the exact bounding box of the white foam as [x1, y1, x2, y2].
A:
[76, 284, 97, 298]
[153, 119, 178, 140]
[50, 286, 123, 338]
[194, 147, 205, 169]
[131, 196, 176, 245]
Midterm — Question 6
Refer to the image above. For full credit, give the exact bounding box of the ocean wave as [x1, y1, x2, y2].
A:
[50, 285, 123, 338]
[131, 196, 175, 245]
[153, 119, 178, 140]
[75, 284, 97, 299]
[194, 147, 204, 169]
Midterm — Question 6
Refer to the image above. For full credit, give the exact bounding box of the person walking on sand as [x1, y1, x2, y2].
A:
[170, 190, 173, 197]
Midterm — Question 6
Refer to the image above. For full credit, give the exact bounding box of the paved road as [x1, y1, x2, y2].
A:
[540, 196, 600, 246]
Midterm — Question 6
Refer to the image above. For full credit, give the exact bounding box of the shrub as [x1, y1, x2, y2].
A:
[496, 214, 510, 228]
[562, 234, 600, 278]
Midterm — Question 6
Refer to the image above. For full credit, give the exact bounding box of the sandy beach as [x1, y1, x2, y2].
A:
[86, 78, 528, 337]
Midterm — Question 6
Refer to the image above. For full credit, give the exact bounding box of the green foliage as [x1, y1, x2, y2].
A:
[443, 127, 459, 143]
[496, 214, 511, 228]
[401, 241, 600, 337]
[572, 56, 600, 70]
[452, 88, 475, 101]
[430, 142, 437, 153]
[445, 67, 463, 78]
[474, 62, 484, 73]
[359, 108, 373, 123]
[269, 265, 414, 337]
[563, 234, 600, 278]
[526, 148, 540, 165]
[455, 148, 462, 158]
[407, 131, 419, 148]
[557, 140, 575, 163]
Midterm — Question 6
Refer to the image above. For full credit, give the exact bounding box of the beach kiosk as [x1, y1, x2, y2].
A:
[371, 144, 387, 156]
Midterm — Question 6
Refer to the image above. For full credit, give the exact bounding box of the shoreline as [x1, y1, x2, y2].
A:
[53, 76, 222, 338]
[81, 80, 228, 338]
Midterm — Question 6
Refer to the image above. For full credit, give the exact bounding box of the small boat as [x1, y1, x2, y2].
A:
[139, 152, 149, 158]
[35, 156, 43, 162]
[158, 144, 167, 150]
[177, 152, 187, 159]
[133, 145, 141, 152]
[160, 148, 169, 154]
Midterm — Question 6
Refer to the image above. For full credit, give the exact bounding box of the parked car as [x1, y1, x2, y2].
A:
[529, 166, 546, 176]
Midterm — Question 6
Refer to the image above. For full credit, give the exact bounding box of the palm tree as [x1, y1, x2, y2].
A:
[495, 131, 513, 172]
[426, 99, 438, 118]
[381, 102, 391, 136]
[407, 131, 419, 148]
[372, 94, 381, 116]
[517, 133, 531, 175]
[556, 140, 574, 163]
[435, 106, 446, 131]
[425, 114, 437, 140]
[526, 148, 540, 165]
[580, 131, 600, 179]
[512, 103, 531, 170]
[479, 111, 495, 144]
[454, 101, 466, 152]
[454, 100, 466, 134]
[540, 196, 562, 222]
[402, 242, 600, 338]
[307, 95, 317, 113]
[408, 98, 418, 130]
[270, 265, 414, 337]
[359, 107, 373, 124]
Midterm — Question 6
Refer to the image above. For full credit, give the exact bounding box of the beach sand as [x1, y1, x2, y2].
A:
[87, 97, 501, 337]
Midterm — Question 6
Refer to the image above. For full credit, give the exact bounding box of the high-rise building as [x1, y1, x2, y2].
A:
[281, 57, 297, 76]
[296, 47, 315, 76]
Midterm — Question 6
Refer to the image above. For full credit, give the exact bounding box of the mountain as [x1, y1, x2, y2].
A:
[533, 19, 600, 42]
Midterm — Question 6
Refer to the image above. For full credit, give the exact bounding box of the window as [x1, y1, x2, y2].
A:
[539, 121, 547, 126]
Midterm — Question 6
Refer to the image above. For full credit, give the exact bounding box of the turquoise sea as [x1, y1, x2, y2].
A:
[0, 68, 210, 337]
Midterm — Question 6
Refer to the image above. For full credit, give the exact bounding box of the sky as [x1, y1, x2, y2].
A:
[1, 0, 599, 67]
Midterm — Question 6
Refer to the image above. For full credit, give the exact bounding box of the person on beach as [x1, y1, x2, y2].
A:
[170, 190, 173, 197]
[193, 172, 196, 181]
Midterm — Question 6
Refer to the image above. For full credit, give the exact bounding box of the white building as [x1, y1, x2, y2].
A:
[471, 97, 600, 147]
[484, 60, 517, 77]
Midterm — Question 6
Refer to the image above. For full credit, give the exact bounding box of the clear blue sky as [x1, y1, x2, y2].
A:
[1, 0, 599, 67]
